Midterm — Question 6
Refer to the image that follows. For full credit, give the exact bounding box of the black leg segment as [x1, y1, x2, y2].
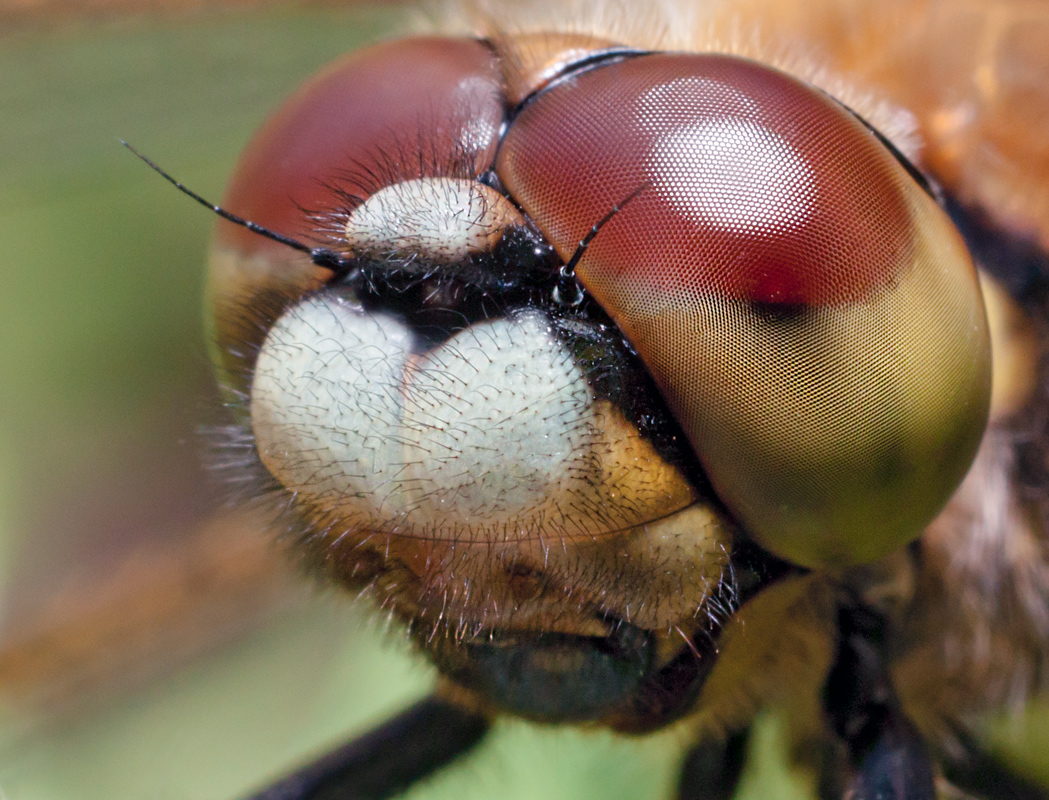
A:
[823, 603, 936, 800]
[676, 728, 749, 800]
[941, 730, 1049, 800]
[241, 695, 492, 800]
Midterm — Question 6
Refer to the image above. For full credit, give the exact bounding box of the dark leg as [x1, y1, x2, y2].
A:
[241, 695, 492, 800]
[823, 603, 936, 800]
[941, 730, 1049, 800]
[677, 729, 749, 800]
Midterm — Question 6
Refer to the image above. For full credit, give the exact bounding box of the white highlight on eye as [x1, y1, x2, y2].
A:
[344, 178, 524, 262]
[637, 76, 816, 233]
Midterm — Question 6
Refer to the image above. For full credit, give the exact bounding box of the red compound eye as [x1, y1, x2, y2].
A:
[498, 53, 991, 567]
[498, 52, 912, 307]
[219, 36, 503, 258]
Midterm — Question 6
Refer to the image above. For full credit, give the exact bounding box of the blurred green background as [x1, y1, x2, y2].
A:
[0, 5, 1047, 800]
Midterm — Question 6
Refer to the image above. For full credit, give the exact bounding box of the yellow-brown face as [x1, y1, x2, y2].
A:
[209, 34, 991, 725]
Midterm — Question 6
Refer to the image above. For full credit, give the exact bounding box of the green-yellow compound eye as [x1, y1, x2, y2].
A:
[496, 53, 992, 568]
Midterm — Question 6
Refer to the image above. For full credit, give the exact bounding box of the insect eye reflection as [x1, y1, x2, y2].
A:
[187, 4, 1049, 800]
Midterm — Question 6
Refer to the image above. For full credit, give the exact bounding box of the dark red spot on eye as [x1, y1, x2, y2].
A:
[751, 267, 806, 306]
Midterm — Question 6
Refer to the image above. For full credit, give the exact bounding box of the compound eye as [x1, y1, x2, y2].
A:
[497, 53, 992, 568]
[208, 36, 504, 388]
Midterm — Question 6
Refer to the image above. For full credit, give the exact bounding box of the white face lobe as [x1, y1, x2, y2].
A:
[250, 296, 412, 519]
[250, 295, 701, 543]
[249, 292, 732, 632]
[403, 311, 598, 528]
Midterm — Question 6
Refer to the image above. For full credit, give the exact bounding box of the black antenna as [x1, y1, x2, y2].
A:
[554, 183, 648, 306]
[120, 140, 353, 276]
[563, 183, 648, 276]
